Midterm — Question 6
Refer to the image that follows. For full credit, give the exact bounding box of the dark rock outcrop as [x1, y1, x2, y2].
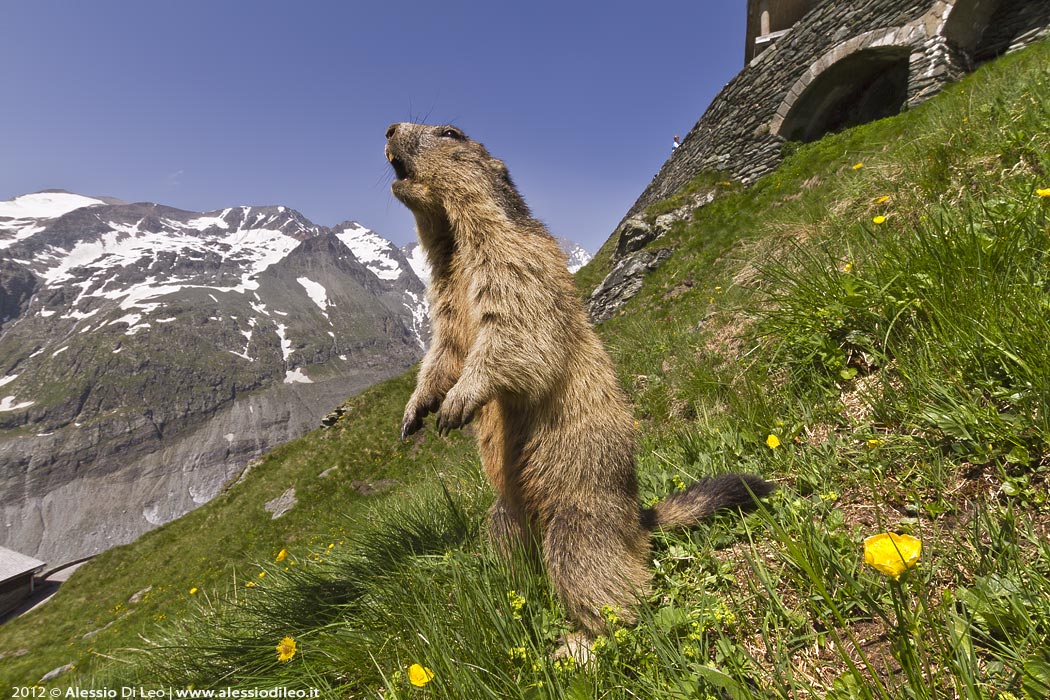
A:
[588, 248, 674, 323]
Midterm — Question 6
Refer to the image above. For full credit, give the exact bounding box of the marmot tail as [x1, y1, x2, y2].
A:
[642, 473, 775, 531]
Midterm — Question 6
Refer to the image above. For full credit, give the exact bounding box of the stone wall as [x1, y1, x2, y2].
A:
[623, 0, 1050, 221]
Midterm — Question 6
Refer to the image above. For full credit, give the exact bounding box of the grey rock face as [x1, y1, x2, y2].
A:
[614, 218, 657, 259]
[589, 188, 716, 324]
[0, 191, 427, 566]
[588, 248, 673, 323]
[264, 487, 298, 519]
[40, 664, 75, 682]
[0, 260, 36, 329]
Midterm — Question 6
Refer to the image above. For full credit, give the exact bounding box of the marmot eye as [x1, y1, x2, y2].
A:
[440, 127, 464, 140]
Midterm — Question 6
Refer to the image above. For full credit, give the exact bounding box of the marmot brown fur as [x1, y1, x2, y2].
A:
[385, 122, 773, 636]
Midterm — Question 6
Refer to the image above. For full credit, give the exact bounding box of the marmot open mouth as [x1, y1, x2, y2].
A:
[390, 156, 411, 181]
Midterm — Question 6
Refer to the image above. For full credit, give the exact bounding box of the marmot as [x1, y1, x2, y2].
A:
[385, 122, 773, 636]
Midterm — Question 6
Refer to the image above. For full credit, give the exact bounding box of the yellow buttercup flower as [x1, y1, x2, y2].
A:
[189, 587, 198, 595]
[257, 571, 266, 578]
[507, 646, 527, 661]
[843, 262, 854, 273]
[766, 434, 781, 449]
[875, 195, 891, 204]
[408, 663, 434, 687]
[276, 636, 296, 663]
[863, 532, 921, 579]
[872, 215, 887, 224]
[245, 581, 256, 588]
[1037, 188, 1050, 198]
[852, 162, 864, 170]
[275, 548, 288, 562]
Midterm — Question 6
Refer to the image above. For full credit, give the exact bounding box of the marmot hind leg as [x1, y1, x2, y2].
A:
[488, 497, 540, 563]
[541, 505, 652, 636]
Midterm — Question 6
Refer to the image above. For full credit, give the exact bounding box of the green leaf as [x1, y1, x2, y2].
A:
[1023, 654, 1050, 700]
[1005, 445, 1031, 465]
[691, 664, 752, 700]
[652, 605, 690, 633]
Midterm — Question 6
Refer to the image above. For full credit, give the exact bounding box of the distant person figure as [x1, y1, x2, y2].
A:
[672, 135, 681, 151]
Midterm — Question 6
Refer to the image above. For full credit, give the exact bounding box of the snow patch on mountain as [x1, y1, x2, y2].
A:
[335, 222, 402, 281]
[186, 209, 233, 230]
[0, 192, 106, 221]
[274, 322, 292, 362]
[402, 242, 431, 286]
[284, 368, 312, 384]
[555, 238, 593, 273]
[296, 276, 330, 316]
[35, 222, 302, 312]
[0, 396, 34, 412]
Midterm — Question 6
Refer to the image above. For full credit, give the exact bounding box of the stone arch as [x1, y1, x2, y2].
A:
[771, 27, 919, 142]
[940, 0, 1001, 52]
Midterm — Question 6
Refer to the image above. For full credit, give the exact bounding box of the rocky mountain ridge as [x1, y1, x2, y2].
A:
[0, 191, 428, 565]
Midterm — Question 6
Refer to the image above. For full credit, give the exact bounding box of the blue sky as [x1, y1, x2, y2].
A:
[1, 1, 746, 252]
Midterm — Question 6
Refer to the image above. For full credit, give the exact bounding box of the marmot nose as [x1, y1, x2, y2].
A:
[385, 123, 400, 140]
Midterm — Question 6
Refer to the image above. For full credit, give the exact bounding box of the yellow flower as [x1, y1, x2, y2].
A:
[1037, 188, 1050, 198]
[275, 548, 288, 562]
[507, 590, 526, 619]
[766, 434, 781, 449]
[842, 262, 854, 273]
[245, 581, 256, 588]
[257, 571, 266, 578]
[852, 162, 864, 170]
[863, 532, 922, 579]
[276, 636, 296, 663]
[872, 215, 887, 225]
[875, 195, 891, 204]
[408, 663, 434, 687]
[189, 587, 198, 595]
[867, 438, 882, 449]
[328, 543, 335, 549]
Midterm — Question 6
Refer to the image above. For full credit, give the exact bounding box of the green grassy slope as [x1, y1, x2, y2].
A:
[3, 41, 1049, 698]
[0, 371, 479, 683]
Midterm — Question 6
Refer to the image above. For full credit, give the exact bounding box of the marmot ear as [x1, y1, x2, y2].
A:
[488, 158, 508, 176]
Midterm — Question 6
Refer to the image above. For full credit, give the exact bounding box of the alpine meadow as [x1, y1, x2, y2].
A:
[2, 37, 1050, 700]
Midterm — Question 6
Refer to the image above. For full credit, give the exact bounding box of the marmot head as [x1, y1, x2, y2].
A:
[385, 122, 530, 222]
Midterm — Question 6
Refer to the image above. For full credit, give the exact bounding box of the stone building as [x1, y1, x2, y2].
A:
[745, 0, 818, 62]
[625, 0, 1050, 219]
[0, 545, 45, 618]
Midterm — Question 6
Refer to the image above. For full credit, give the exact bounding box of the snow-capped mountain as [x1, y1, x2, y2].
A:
[557, 237, 593, 273]
[0, 191, 427, 565]
[333, 222, 429, 347]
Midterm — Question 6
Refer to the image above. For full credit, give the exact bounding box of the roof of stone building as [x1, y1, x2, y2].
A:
[0, 546, 46, 584]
